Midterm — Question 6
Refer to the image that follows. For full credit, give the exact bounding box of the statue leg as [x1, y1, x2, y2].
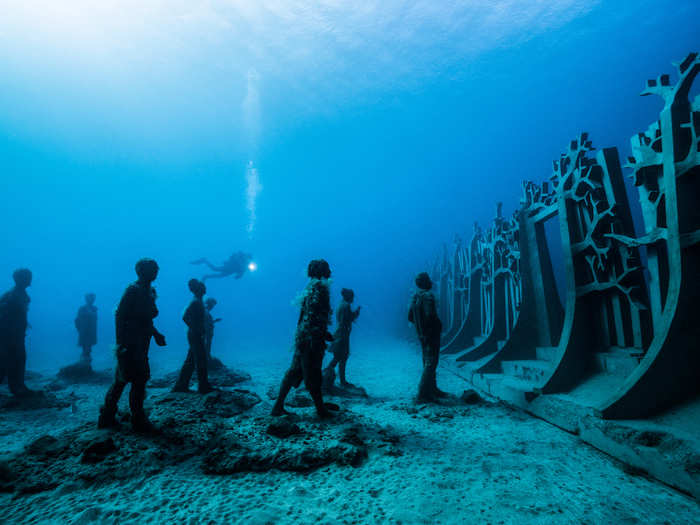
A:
[430, 341, 447, 397]
[7, 341, 29, 396]
[129, 381, 153, 432]
[99, 378, 126, 427]
[81, 344, 92, 367]
[271, 354, 303, 416]
[303, 350, 331, 418]
[173, 348, 195, 392]
[338, 358, 349, 386]
[417, 342, 437, 402]
[193, 337, 213, 393]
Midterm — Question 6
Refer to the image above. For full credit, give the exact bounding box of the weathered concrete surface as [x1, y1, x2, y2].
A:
[580, 415, 700, 500]
[449, 361, 700, 500]
[435, 55, 700, 427]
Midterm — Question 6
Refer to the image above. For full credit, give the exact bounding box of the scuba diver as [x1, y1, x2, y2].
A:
[74, 293, 97, 368]
[190, 251, 254, 282]
[271, 259, 337, 419]
[172, 279, 214, 394]
[98, 258, 167, 432]
[0, 269, 34, 397]
[323, 288, 361, 388]
[408, 272, 448, 403]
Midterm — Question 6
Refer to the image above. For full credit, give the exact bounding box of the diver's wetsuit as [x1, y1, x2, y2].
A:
[75, 303, 97, 366]
[324, 299, 360, 385]
[409, 289, 443, 401]
[101, 282, 160, 428]
[272, 278, 333, 415]
[174, 296, 212, 393]
[0, 286, 31, 396]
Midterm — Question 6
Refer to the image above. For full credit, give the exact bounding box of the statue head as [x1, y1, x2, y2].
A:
[341, 288, 354, 303]
[135, 258, 159, 283]
[12, 268, 32, 289]
[188, 278, 206, 298]
[205, 297, 217, 310]
[307, 259, 331, 279]
[85, 293, 96, 305]
[415, 272, 432, 291]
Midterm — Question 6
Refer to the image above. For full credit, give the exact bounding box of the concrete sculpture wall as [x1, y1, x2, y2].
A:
[435, 53, 700, 420]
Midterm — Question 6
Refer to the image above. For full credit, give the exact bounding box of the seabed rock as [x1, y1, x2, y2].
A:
[0, 390, 71, 411]
[203, 412, 399, 474]
[156, 389, 262, 419]
[80, 436, 118, 464]
[322, 368, 369, 398]
[265, 385, 314, 408]
[266, 419, 302, 438]
[324, 383, 369, 399]
[24, 370, 44, 382]
[460, 389, 484, 405]
[149, 359, 251, 389]
[0, 388, 401, 495]
[49, 363, 113, 390]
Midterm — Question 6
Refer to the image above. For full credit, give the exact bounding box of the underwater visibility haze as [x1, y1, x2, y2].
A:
[1, 1, 700, 522]
[1, 0, 698, 366]
[1, 0, 697, 370]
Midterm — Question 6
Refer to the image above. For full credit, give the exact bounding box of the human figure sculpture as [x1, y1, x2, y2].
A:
[74, 293, 97, 368]
[173, 279, 214, 394]
[323, 288, 360, 387]
[271, 259, 336, 418]
[0, 269, 33, 397]
[98, 258, 167, 432]
[408, 272, 447, 402]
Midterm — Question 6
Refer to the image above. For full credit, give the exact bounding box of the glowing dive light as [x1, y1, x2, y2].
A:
[248, 261, 258, 272]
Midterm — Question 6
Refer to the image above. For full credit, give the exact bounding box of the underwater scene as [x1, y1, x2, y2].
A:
[1, 1, 699, 523]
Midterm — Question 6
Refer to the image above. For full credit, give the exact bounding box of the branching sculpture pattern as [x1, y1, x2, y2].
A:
[431, 53, 698, 419]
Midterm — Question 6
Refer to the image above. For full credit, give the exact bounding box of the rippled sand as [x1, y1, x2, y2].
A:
[1, 341, 697, 524]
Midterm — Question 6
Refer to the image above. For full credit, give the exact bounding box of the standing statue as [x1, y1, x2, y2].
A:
[0, 269, 33, 397]
[190, 251, 254, 282]
[409, 272, 448, 402]
[271, 259, 337, 418]
[323, 288, 361, 387]
[98, 258, 167, 432]
[74, 293, 97, 369]
[173, 279, 214, 394]
[204, 298, 222, 367]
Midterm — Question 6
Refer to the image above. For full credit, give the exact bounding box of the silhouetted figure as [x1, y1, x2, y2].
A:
[98, 258, 166, 432]
[173, 279, 214, 394]
[204, 297, 222, 366]
[324, 288, 361, 387]
[0, 269, 33, 397]
[271, 259, 336, 418]
[191, 251, 253, 282]
[408, 272, 447, 402]
[75, 293, 97, 368]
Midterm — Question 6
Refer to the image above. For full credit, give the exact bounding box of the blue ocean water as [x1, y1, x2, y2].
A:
[0, 1, 698, 371]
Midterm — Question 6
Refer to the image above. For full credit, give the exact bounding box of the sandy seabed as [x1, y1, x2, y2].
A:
[0, 341, 698, 525]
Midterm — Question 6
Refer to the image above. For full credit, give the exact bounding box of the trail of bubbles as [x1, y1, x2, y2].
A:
[246, 160, 262, 236]
[242, 69, 262, 237]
